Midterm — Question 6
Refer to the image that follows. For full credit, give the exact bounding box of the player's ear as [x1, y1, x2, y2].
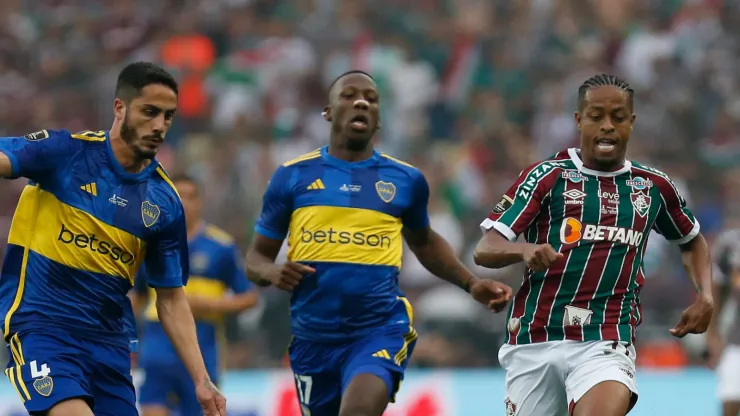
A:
[114, 98, 126, 121]
[574, 111, 581, 129]
[322, 106, 332, 122]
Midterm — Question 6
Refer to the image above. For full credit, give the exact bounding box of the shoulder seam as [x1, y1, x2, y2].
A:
[70, 130, 107, 142]
[380, 153, 415, 168]
[283, 149, 322, 167]
[155, 166, 181, 199]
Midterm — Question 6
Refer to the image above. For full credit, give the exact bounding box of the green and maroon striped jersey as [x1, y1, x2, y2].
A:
[481, 149, 699, 345]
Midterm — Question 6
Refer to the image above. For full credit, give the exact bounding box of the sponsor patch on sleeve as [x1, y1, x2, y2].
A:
[492, 195, 514, 214]
[24, 130, 49, 141]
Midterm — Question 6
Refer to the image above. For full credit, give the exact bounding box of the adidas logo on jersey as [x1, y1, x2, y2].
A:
[307, 179, 325, 190]
[372, 349, 391, 360]
[560, 217, 644, 246]
[80, 183, 98, 196]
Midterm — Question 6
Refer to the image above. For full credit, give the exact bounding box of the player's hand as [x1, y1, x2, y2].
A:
[669, 296, 714, 338]
[267, 262, 316, 292]
[523, 244, 563, 272]
[469, 277, 513, 313]
[196, 378, 226, 416]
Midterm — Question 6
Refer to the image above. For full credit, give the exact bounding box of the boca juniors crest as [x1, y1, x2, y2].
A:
[375, 181, 396, 203]
[630, 193, 651, 217]
[141, 201, 161, 228]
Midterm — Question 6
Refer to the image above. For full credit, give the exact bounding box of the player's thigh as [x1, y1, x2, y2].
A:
[339, 373, 389, 416]
[5, 331, 93, 414]
[717, 345, 740, 406]
[340, 323, 418, 410]
[88, 341, 137, 416]
[289, 337, 343, 415]
[566, 341, 638, 416]
[498, 342, 570, 416]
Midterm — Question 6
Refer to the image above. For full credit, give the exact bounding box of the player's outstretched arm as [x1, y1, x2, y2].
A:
[246, 234, 315, 292]
[403, 226, 512, 312]
[669, 233, 714, 338]
[474, 231, 563, 272]
[0, 130, 75, 180]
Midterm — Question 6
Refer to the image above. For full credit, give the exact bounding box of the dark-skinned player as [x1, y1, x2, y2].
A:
[474, 74, 714, 416]
[246, 70, 513, 416]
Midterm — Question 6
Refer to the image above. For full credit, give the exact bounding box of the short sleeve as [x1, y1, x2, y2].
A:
[401, 172, 430, 230]
[480, 162, 558, 241]
[254, 166, 294, 240]
[144, 203, 190, 288]
[224, 245, 251, 294]
[0, 129, 75, 180]
[652, 176, 700, 245]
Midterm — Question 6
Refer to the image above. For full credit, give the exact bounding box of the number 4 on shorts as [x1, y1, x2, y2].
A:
[30, 360, 51, 379]
[294, 374, 313, 405]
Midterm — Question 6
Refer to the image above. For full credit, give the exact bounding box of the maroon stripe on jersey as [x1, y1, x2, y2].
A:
[529, 178, 583, 343]
[573, 178, 617, 306]
[635, 168, 695, 235]
[507, 278, 530, 345]
[486, 166, 561, 233]
[567, 178, 619, 341]
[602, 200, 649, 340]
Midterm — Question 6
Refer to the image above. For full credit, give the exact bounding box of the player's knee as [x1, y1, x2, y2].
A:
[573, 381, 631, 416]
[45, 398, 94, 416]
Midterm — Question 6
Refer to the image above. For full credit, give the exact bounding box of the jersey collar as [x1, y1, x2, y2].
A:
[105, 131, 160, 182]
[568, 148, 632, 177]
[320, 145, 380, 168]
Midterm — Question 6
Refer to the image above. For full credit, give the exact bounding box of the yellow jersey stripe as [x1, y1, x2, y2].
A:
[288, 206, 403, 267]
[381, 153, 414, 168]
[7, 187, 146, 283]
[156, 167, 180, 199]
[4, 184, 41, 339]
[70, 130, 107, 142]
[283, 149, 322, 167]
[397, 296, 414, 325]
[14, 365, 30, 400]
[5, 367, 27, 402]
[10, 334, 24, 365]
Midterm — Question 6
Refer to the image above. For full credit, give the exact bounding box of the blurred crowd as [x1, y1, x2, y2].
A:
[1, 0, 739, 370]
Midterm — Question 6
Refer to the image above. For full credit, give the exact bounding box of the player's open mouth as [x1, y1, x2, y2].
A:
[349, 115, 369, 130]
[596, 138, 617, 152]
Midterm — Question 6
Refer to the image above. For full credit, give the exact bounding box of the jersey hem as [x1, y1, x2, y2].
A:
[507, 324, 635, 344]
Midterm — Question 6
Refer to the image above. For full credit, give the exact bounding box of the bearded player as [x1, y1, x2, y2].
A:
[474, 74, 714, 416]
[246, 70, 513, 416]
[0, 62, 225, 416]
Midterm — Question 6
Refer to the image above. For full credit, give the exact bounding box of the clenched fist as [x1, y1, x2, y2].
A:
[523, 244, 563, 272]
[265, 262, 316, 292]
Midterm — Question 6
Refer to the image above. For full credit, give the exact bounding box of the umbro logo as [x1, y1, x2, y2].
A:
[80, 183, 98, 196]
[306, 179, 325, 190]
[563, 189, 586, 205]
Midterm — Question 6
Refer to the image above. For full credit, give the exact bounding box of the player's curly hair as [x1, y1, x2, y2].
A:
[577, 73, 634, 111]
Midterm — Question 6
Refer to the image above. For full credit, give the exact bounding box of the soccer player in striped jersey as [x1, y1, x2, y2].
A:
[0, 62, 225, 416]
[246, 70, 513, 416]
[474, 74, 714, 416]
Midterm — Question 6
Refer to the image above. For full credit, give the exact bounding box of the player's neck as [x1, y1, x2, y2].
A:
[327, 138, 374, 162]
[109, 132, 151, 173]
[580, 154, 624, 172]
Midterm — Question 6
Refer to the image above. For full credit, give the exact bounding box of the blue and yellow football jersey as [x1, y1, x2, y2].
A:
[255, 146, 429, 341]
[136, 223, 251, 373]
[0, 129, 189, 347]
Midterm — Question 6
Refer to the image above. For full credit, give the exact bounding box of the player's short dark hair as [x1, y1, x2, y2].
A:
[327, 70, 374, 98]
[577, 74, 634, 111]
[115, 62, 178, 102]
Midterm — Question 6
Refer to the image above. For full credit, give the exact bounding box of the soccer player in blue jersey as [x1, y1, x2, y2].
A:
[246, 70, 514, 416]
[0, 62, 225, 416]
[131, 175, 258, 416]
